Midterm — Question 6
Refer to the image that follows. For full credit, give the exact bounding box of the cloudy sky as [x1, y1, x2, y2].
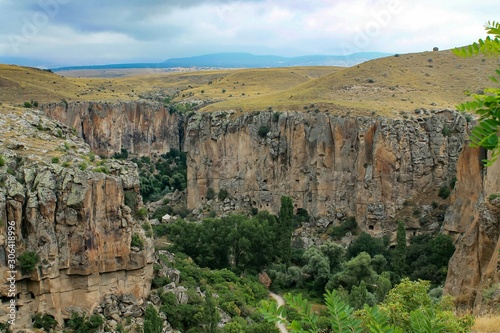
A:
[0, 0, 497, 67]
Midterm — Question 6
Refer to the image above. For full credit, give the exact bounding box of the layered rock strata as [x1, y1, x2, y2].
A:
[0, 108, 154, 328]
[42, 101, 180, 157]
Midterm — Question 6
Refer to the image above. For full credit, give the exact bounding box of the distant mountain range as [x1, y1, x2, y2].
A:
[48, 52, 391, 72]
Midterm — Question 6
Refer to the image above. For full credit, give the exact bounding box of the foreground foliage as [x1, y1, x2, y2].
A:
[454, 21, 500, 166]
[260, 279, 474, 333]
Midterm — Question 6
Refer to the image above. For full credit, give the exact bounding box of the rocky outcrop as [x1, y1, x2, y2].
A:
[185, 110, 467, 236]
[42, 101, 180, 157]
[444, 151, 500, 311]
[0, 108, 154, 328]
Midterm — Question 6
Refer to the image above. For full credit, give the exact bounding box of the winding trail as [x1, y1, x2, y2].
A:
[269, 292, 288, 333]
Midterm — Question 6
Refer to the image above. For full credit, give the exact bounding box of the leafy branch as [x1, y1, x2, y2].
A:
[454, 20, 500, 166]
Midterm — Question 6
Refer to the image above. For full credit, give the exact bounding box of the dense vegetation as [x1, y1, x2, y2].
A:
[150, 251, 278, 333]
[261, 279, 474, 333]
[128, 148, 187, 202]
[157, 195, 461, 332]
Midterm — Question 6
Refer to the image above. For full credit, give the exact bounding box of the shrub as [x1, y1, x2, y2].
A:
[124, 190, 138, 210]
[144, 304, 163, 333]
[18, 251, 39, 274]
[24, 101, 32, 108]
[32, 313, 58, 332]
[62, 161, 71, 168]
[442, 126, 451, 136]
[218, 188, 229, 201]
[66, 312, 104, 333]
[329, 216, 357, 239]
[0, 155, 5, 167]
[113, 148, 129, 159]
[206, 187, 215, 200]
[79, 162, 88, 171]
[137, 207, 148, 219]
[92, 166, 109, 174]
[438, 185, 451, 199]
[153, 224, 169, 237]
[489, 193, 500, 201]
[131, 233, 144, 250]
[273, 112, 280, 122]
[51, 157, 60, 164]
[258, 126, 270, 138]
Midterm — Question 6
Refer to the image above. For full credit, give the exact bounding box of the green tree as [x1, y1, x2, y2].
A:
[278, 196, 294, 266]
[144, 305, 163, 333]
[302, 246, 331, 291]
[391, 221, 407, 278]
[329, 252, 376, 292]
[454, 21, 500, 166]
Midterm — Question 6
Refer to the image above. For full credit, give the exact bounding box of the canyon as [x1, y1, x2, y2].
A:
[42, 101, 500, 311]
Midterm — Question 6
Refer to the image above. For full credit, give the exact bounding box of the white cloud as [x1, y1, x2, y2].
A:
[0, 0, 499, 65]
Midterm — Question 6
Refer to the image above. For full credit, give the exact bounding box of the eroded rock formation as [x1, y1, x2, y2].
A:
[38, 101, 500, 310]
[0, 108, 154, 327]
[42, 101, 180, 157]
[185, 110, 466, 234]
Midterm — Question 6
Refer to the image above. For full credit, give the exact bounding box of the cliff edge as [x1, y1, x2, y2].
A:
[0, 106, 154, 327]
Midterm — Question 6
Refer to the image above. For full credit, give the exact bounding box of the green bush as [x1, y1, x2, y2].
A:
[24, 101, 32, 108]
[272, 112, 280, 122]
[258, 126, 270, 138]
[0, 155, 5, 167]
[329, 216, 358, 239]
[66, 312, 104, 333]
[144, 304, 163, 333]
[218, 189, 229, 201]
[51, 157, 60, 164]
[124, 190, 138, 210]
[438, 185, 451, 199]
[206, 187, 215, 200]
[131, 233, 144, 250]
[18, 251, 39, 274]
[32, 313, 58, 332]
[442, 126, 451, 136]
[137, 207, 148, 219]
[489, 193, 500, 201]
[92, 166, 109, 174]
[113, 148, 129, 159]
[153, 224, 169, 237]
[79, 162, 88, 171]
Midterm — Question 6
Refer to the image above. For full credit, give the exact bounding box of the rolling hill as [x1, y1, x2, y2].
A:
[1, 49, 498, 118]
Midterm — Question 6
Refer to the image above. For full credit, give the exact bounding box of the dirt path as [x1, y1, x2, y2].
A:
[269, 292, 288, 333]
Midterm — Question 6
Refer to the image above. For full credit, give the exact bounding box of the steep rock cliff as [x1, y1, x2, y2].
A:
[38, 100, 500, 310]
[185, 110, 467, 234]
[444, 150, 500, 310]
[0, 108, 154, 327]
[42, 101, 180, 157]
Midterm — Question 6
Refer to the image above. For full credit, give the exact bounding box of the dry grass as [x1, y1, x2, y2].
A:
[472, 314, 500, 333]
[200, 50, 499, 117]
[1, 49, 498, 118]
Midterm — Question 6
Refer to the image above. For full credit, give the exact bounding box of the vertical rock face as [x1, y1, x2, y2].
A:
[444, 151, 500, 310]
[42, 101, 180, 157]
[0, 109, 154, 327]
[185, 110, 467, 234]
